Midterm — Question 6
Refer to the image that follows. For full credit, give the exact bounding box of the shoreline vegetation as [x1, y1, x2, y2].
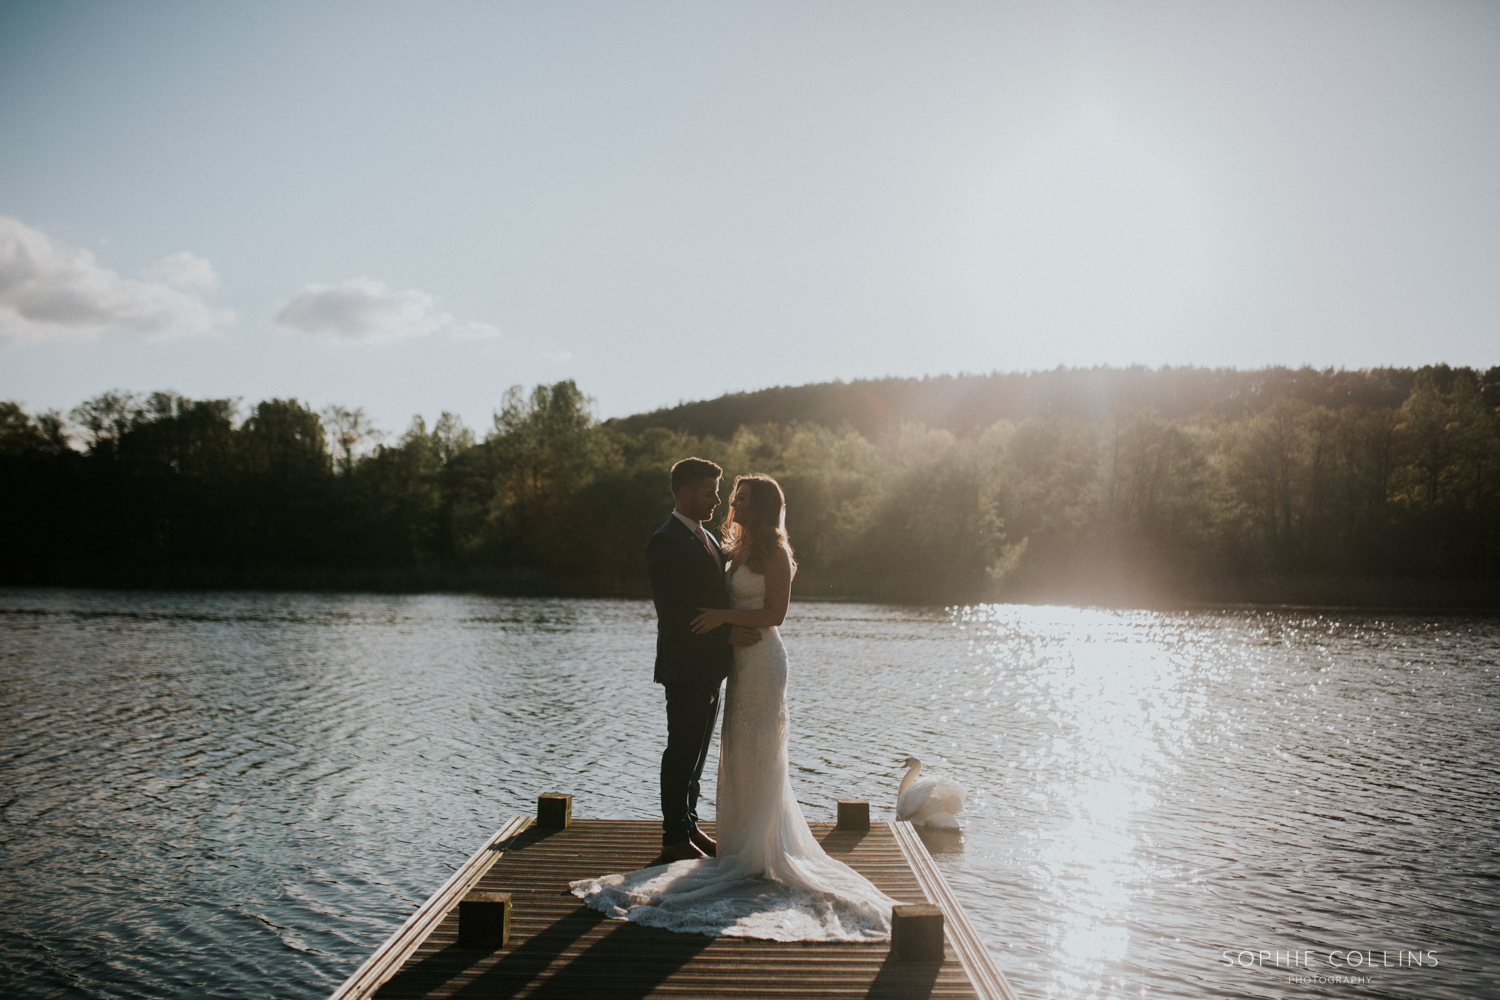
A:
[4, 365, 1498, 610]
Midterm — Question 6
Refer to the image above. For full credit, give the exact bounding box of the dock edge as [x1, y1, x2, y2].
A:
[891, 820, 1021, 1000]
[327, 815, 534, 1000]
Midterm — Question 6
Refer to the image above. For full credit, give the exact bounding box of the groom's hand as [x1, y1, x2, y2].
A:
[727, 625, 763, 647]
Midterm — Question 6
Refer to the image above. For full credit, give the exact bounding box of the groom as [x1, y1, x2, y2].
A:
[647, 457, 761, 862]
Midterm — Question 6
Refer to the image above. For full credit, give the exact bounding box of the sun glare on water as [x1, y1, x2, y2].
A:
[955, 604, 1224, 995]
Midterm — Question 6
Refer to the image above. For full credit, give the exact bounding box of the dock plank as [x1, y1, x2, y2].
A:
[338, 818, 1012, 1000]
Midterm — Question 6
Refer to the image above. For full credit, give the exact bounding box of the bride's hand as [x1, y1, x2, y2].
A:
[691, 609, 730, 633]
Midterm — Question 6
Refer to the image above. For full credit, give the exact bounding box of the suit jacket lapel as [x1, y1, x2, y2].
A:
[672, 515, 723, 573]
[694, 525, 722, 573]
[702, 529, 724, 570]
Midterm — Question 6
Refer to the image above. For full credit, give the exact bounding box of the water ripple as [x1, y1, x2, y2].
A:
[1, 589, 1496, 999]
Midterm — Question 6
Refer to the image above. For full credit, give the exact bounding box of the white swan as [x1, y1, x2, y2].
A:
[896, 756, 965, 829]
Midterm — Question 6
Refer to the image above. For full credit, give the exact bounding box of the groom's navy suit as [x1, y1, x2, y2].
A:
[647, 514, 734, 847]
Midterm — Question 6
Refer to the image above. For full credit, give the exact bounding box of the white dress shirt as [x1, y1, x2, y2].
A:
[672, 509, 716, 556]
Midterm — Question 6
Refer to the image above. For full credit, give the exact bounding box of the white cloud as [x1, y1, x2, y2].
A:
[446, 319, 505, 342]
[141, 251, 219, 290]
[273, 276, 501, 343]
[0, 217, 231, 344]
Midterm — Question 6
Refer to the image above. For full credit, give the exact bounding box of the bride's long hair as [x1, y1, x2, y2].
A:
[721, 474, 797, 576]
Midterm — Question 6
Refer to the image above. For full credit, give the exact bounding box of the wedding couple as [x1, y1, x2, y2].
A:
[569, 458, 896, 941]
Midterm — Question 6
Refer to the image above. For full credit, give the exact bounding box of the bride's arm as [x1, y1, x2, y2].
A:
[690, 549, 791, 633]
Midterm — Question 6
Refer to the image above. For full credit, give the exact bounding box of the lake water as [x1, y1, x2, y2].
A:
[1, 588, 1496, 1000]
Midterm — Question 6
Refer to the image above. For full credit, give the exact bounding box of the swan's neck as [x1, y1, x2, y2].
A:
[898, 761, 922, 796]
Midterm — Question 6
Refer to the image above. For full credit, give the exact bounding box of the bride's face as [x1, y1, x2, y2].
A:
[729, 486, 751, 527]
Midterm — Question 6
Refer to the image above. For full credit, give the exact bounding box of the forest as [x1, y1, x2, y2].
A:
[3, 365, 1498, 607]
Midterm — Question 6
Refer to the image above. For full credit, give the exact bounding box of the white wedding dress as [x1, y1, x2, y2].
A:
[569, 564, 897, 941]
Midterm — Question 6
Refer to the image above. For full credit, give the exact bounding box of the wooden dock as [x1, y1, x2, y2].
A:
[329, 801, 1018, 1000]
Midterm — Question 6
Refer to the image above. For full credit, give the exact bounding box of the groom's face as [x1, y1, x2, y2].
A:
[677, 475, 721, 523]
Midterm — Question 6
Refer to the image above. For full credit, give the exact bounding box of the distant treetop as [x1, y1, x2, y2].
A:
[608, 365, 1500, 439]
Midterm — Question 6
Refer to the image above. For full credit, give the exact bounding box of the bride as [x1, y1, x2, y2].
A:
[570, 474, 897, 941]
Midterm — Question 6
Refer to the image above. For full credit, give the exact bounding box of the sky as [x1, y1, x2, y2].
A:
[1, 1, 1497, 436]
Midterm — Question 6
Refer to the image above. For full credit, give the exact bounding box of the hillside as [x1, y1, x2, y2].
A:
[610, 365, 1500, 439]
[5, 364, 1499, 606]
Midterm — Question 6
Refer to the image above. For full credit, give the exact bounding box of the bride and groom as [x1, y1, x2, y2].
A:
[569, 458, 896, 941]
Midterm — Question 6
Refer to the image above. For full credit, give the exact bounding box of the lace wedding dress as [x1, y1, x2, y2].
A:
[569, 564, 897, 941]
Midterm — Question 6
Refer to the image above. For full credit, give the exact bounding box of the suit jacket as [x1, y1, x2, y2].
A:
[647, 514, 734, 687]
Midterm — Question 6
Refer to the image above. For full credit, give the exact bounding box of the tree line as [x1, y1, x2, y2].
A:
[3, 365, 1497, 606]
[612, 364, 1500, 439]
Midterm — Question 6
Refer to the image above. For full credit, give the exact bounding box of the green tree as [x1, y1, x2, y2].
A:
[0, 401, 70, 456]
[241, 398, 329, 474]
[70, 390, 141, 454]
[1111, 410, 1217, 562]
[1226, 397, 1308, 569]
[836, 426, 1005, 602]
[487, 381, 617, 574]
[1396, 371, 1458, 505]
[322, 405, 384, 475]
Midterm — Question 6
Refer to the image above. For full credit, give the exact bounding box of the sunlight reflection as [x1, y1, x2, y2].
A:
[960, 603, 1200, 997]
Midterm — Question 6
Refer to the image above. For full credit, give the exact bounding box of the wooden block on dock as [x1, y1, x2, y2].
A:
[457, 890, 510, 949]
[536, 792, 572, 829]
[891, 901, 945, 961]
[836, 798, 870, 831]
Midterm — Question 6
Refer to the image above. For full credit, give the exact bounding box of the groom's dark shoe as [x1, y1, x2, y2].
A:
[687, 828, 717, 857]
[656, 840, 706, 864]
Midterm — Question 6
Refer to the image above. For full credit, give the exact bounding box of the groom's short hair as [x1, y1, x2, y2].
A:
[670, 457, 722, 496]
